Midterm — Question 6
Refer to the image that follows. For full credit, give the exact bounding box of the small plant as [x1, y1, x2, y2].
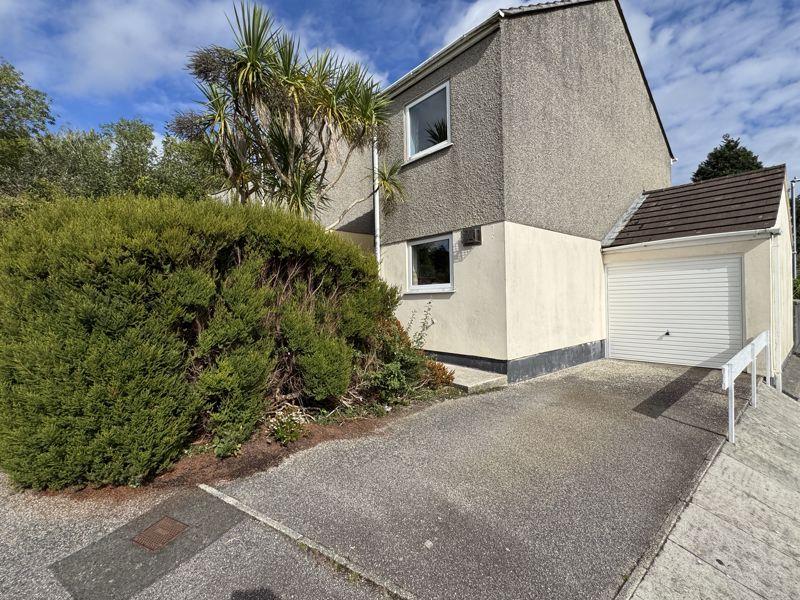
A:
[406, 301, 434, 349]
[269, 404, 308, 445]
[425, 119, 448, 146]
[423, 360, 454, 389]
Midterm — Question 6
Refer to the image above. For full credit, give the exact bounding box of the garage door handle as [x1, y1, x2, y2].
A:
[665, 330, 670, 336]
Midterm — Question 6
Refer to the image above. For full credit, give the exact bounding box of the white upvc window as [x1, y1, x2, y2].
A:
[407, 233, 454, 293]
[404, 81, 451, 163]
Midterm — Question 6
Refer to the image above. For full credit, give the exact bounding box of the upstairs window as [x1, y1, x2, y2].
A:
[408, 234, 453, 293]
[405, 82, 450, 161]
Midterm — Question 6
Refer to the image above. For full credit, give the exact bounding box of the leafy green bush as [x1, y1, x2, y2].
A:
[0, 196, 410, 489]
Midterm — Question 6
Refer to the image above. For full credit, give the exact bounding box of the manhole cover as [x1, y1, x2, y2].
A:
[133, 516, 188, 552]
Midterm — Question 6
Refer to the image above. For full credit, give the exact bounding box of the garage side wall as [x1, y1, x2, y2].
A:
[504, 222, 606, 363]
[380, 221, 509, 361]
[774, 192, 793, 366]
[603, 239, 772, 376]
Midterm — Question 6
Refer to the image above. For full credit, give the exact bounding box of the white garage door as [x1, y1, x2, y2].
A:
[607, 256, 743, 368]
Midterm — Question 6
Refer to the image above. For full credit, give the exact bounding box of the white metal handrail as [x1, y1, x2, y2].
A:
[721, 330, 771, 443]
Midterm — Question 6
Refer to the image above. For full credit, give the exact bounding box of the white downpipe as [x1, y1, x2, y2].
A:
[372, 138, 381, 264]
[769, 234, 774, 386]
[774, 232, 783, 391]
[791, 178, 798, 278]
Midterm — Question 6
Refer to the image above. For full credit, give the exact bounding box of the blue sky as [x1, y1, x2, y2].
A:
[0, 0, 798, 183]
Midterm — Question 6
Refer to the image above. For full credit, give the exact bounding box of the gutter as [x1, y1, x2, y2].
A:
[384, 11, 501, 98]
[602, 226, 782, 254]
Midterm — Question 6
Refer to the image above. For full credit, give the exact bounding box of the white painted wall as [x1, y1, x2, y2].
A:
[503, 222, 606, 360]
[380, 203, 793, 382]
[774, 189, 794, 366]
[380, 221, 509, 360]
[381, 221, 607, 361]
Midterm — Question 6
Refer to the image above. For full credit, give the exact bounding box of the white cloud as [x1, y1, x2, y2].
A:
[1, 0, 388, 98]
[1, 0, 232, 96]
[441, 0, 510, 44]
[623, 0, 800, 183]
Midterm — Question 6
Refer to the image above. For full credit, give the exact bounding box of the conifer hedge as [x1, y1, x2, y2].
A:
[0, 197, 418, 489]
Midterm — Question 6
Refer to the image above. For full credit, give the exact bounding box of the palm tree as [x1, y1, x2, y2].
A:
[171, 2, 403, 219]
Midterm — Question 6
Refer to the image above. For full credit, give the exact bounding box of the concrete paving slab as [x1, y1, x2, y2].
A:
[132, 519, 385, 600]
[220, 360, 744, 600]
[692, 469, 800, 559]
[723, 428, 800, 492]
[741, 411, 800, 454]
[671, 498, 800, 600]
[632, 540, 762, 600]
[780, 353, 800, 399]
[445, 363, 507, 393]
[702, 453, 800, 522]
[630, 383, 800, 600]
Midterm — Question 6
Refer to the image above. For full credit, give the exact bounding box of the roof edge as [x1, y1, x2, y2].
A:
[602, 226, 781, 254]
[612, 0, 674, 160]
[383, 0, 674, 160]
[384, 12, 501, 98]
[643, 164, 787, 196]
[384, 1, 606, 98]
[601, 192, 648, 247]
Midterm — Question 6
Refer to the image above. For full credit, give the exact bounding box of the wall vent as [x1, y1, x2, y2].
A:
[461, 226, 482, 246]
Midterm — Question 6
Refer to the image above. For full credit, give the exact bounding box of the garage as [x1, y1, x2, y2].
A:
[607, 256, 743, 368]
[602, 165, 793, 379]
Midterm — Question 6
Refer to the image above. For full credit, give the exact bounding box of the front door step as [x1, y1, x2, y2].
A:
[444, 363, 507, 394]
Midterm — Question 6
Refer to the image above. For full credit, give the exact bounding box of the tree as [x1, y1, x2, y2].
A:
[151, 136, 226, 201]
[0, 60, 53, 139]
[0, 60, 55, 195]
[692, 134, 763, 182]
[171, 2, 403, 218]
[103, 118, 156, 194]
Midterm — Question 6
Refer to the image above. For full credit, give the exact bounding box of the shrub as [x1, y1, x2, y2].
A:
[0, 196, 421, 489]
[423, 360, 455, 389]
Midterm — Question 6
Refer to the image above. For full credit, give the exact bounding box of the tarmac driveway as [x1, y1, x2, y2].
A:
[217, 359, 751, 600]
[2, 359, 753, 600]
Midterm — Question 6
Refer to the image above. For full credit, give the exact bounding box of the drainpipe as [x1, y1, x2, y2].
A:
[372, 137, 381, 264]
[777, 231, 783, 392]
[791, 177, 798, 278]
[771, 232, 783, 391]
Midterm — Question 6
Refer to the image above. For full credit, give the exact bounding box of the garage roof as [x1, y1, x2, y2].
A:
[606, 165, 786, 248]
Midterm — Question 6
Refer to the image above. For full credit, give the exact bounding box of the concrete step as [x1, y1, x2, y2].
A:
[444, 364, 507, 394]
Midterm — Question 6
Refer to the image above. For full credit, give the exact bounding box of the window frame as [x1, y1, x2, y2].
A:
[406, 232, 455, 294]
[404, 81, 452, 163]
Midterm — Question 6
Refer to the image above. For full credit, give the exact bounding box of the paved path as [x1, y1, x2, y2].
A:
[631, 383, 800, 600]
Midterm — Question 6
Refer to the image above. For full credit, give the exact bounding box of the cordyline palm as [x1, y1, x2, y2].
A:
[171, 2, 404, 219]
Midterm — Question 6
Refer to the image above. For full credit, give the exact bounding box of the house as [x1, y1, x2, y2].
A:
[324, 0, 794, 387]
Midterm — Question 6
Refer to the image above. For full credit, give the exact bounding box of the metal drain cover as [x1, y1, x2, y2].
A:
[132, 516, 188, 552]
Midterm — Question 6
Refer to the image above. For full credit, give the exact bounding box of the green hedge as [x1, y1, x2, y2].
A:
[0, 196, 403, 489]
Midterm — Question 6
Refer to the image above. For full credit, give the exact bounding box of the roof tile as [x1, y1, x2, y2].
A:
[607, 165, 786, 247]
